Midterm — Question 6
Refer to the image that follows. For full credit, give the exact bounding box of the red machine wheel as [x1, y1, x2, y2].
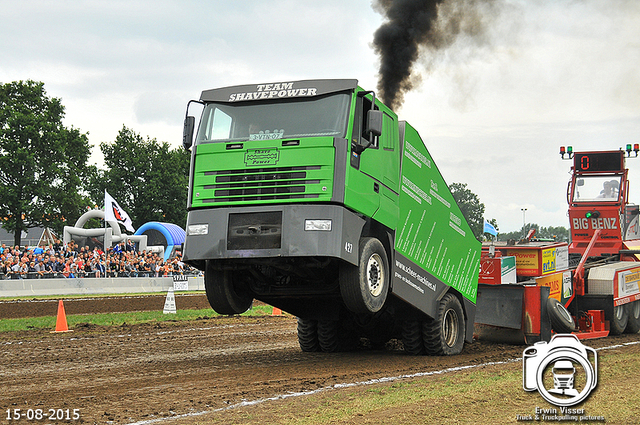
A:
[610, 304, 629, 335]
[547, 298, 576, 333]
[624, 301, 640, 334]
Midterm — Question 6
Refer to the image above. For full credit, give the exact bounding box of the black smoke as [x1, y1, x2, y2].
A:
[373, 0, 495, 111]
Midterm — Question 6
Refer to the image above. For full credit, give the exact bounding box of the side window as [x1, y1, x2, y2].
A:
[197, 107, 233, 142]
[211, 108, 233, 140]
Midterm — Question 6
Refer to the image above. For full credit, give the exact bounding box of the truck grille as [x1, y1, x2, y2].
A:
[201, 166, 322, 203]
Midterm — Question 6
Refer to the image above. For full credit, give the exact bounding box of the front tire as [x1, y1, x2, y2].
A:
[423, 293, 465, 356]
[340, 237, 390, 314]
[204, 262, 253, 315]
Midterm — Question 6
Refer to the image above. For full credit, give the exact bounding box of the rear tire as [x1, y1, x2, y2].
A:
[624, 301, 640, 334]
[297, 318, 320, 352]
[547, 298, 576, 333]
[610, 304, 629, 335]
[204, 262, 253, 315]
[340, 237, 389, 314]
[317, 320, 358, 353]
[402, 320, 425, 355]
[423, 293, 465, 356]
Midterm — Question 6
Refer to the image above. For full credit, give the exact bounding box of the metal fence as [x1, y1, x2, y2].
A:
[0, 271, 202, 280]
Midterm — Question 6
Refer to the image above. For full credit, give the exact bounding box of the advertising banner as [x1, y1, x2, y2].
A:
[394, 124, 480, 304]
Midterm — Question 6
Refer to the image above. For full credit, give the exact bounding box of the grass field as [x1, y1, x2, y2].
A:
[0, 305, 275, 332]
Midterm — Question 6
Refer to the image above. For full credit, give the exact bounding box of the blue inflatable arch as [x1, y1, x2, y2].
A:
[135, 222, 186, 262]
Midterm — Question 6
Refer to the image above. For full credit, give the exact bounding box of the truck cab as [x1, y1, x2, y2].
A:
[564, 148, 640, 258]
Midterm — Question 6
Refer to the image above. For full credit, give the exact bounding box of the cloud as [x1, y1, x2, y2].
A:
[134, 91, 185, 126]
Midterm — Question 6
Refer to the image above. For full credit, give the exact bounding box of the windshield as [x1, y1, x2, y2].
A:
[573, 175, 621, 202]
[195, 93, 350, 144]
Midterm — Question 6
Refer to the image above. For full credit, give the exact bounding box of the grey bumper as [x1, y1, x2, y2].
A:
[183, 204, 365, 266]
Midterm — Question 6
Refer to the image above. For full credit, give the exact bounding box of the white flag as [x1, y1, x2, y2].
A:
[104, 190, 135, 233]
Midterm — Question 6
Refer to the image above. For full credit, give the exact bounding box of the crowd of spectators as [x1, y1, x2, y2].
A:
[0, 240, 200, 280]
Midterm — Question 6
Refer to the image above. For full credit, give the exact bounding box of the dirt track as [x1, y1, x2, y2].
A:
[2, 295, 640, 424]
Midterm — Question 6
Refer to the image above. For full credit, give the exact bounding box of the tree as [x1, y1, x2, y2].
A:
[448, 182, 485, 241]
[86, 126, 190, 230]
[0, 80, 91, 246]
[498, 224, 570, 243]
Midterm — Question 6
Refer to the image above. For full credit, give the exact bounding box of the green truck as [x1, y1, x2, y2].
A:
[182, 79, 481, 355]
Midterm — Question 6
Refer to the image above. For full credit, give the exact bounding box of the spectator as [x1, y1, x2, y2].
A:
[1, 259, 10, 279]
[34, 260, 45, 278]
[19, 260, 29, 279]
[84, 259, 93, 277]
[53, 257, 65, 277]
[118, 260, 129, 277]
[62, 258, 75, 278]
[0, 244, 201, 279]
[42, 257, 54, 278]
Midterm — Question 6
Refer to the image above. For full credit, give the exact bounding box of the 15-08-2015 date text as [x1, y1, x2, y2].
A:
[5, 409, 80, 421]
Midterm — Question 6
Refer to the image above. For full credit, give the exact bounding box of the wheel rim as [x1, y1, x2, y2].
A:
[443, 308, 459, 347]
[366, 253, 384, 297]
[631, 301, 640, 319]
[557, 303, 573, 322]
[615, 305, 626, 320]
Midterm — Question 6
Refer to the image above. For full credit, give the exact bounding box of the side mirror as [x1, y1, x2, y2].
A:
[365, 109, 382, 137]
[183, 116, 195, 150]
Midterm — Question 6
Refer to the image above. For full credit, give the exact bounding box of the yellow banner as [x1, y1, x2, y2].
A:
[536, 272, 563, 301]
[507, 249, 539, 274]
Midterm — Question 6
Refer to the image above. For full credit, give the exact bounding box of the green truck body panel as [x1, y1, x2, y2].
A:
[183, 78, 481, 323]
[393, 123, 480, 306]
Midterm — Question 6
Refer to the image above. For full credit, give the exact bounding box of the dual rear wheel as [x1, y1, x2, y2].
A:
[624, 300, 640, 334]
[402, 293, 466, 356]
[611, 301, 640, 335]
[297, 318, 358, 352]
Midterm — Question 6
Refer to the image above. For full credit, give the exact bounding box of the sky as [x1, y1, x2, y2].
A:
[1, 0, 639, 233]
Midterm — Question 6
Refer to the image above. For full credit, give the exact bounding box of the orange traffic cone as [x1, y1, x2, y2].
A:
[51, 300, 73, 333]
[272, 307, 282, 316]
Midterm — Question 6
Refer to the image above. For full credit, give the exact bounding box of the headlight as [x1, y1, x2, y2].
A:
[304, 219, 332, 231]
[187, 224, 209, 235]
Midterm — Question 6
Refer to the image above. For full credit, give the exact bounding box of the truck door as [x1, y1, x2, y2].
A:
[348, 94, 400, 229]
